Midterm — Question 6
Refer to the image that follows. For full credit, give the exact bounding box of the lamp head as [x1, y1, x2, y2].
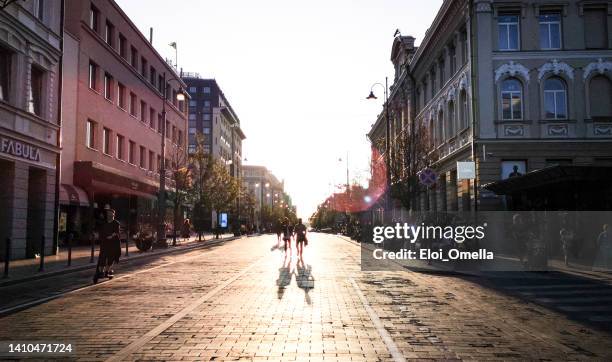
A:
[366, 91, 377, 100]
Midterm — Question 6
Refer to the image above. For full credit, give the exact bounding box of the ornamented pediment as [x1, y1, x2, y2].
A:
[583, 59, 612, 80]
[495, 61, 530, 83]
[538, 60, 574, 81]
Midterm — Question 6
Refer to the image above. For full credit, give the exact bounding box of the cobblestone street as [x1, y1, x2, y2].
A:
[1, 233, 612, 361]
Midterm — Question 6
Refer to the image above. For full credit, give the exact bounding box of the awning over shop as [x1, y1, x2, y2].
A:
[59, 184, 90, 206]
[483, 165, 612, 195]
[73, 161, 160, 198]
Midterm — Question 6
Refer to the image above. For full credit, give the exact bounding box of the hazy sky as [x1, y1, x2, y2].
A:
[116, 0, 442, 218]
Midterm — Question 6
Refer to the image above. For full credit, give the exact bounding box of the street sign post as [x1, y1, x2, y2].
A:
[457, 161, 476, 180]
[418, 168, 438, 187]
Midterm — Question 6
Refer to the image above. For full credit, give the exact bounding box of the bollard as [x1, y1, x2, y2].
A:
[90, 234, 95, 263]
[3, 238, 10, 278]
[67, 233, 73, 266]
[39, 236, 45, 272]
[125, 236, 129, 257]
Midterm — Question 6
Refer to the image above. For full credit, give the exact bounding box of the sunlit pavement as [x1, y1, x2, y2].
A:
[1, 234, 612, 361]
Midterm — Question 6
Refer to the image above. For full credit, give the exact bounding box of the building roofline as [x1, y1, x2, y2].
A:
[109, 0, 186, 87]
[409, 0, 455, 68]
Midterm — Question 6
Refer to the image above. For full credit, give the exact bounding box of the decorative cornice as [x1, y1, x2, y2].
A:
[537, 59, 574, 82]
[583, 58, 612, 81]
[495, 61, 530, 83]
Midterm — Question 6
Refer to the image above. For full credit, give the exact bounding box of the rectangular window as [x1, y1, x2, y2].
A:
[89, 5, 98, 32]
[150, 108, 156, 129]
[0, 45, 11, 102]
[189, 114, 196, 120]
[86, 119, 96, 149]
[118, 83, 126, 108]
[157, 155, 161, 171]
[203, 114, 211, 121]
[188, 127, 196, 135]
[539, 13, 561, 49]
[140, 100, 147, 122]
[584, 9, 608, 49]
[203, 127, 211, 134]
[88, 61, 97, 90]
[178, 130, 183, 145]
[158, 75, 164, 94]
[34, 0, 44, 21]
[158, 114, 163, 134]
[203, 100, 211, 108]
[128, 140, 135, 164]
[130, 46, 138, 68]
[29, 65, 43, 116]
[438, 58, 445, 89]
[461, 31, 468, 65]
[189, 100, 197, 107]
[105, 21, 114, 47]
[166, 121, 170, 138]
[148, 150, 154, 171]
[104, 73, 112, 100]
[430, 71, 436, 98]
[141, 57, 147, 77]
[449, 45, 456, 75]
[103, 128, 111, 155]
[189, 86, 197, 93]
[129, 92, 137, 116]
[202, 86, 211, 93]
[116, 134, 124, 160]
[139, 146, 146, 168]
[172, 125, 176, 142]
[498, 14, 520, 50]
[118, 33, 126, 58]
[150, 67, 156, 85]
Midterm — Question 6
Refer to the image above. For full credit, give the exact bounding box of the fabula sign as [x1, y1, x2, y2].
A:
[0, 136, 41, 162]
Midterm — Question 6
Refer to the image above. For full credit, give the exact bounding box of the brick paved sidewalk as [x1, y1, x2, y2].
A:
[0, 233, 236, 286]
[1, 233, 611, 361]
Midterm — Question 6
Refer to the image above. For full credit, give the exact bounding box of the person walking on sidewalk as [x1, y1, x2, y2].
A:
[282, 218, 294, 254]
[93, 208, 121, 284]
[294, 218, 308, 259]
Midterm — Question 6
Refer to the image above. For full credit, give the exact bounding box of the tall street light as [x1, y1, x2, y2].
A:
[157, 71, 185, 248]
[366, 77, 390, 216]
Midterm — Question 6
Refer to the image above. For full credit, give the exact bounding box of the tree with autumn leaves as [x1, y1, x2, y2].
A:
[188, 134, 256, 238]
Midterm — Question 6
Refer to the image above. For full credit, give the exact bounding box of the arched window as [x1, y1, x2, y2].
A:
[589, 75, 612, 119]
[544, 77, 567, 119]
[501, 78, 523, 120]
[429, 118, 435, 148]
[459, 89, 468, 129]
[448, 101, 455, 137]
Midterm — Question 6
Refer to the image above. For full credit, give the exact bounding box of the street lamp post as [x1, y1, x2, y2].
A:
[157, 71, 185, 248]
[366, 77, 390, 219]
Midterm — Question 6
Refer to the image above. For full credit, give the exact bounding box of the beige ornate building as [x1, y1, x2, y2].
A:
[0, 0, 63, 259]
[369, 0, 612, 214]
